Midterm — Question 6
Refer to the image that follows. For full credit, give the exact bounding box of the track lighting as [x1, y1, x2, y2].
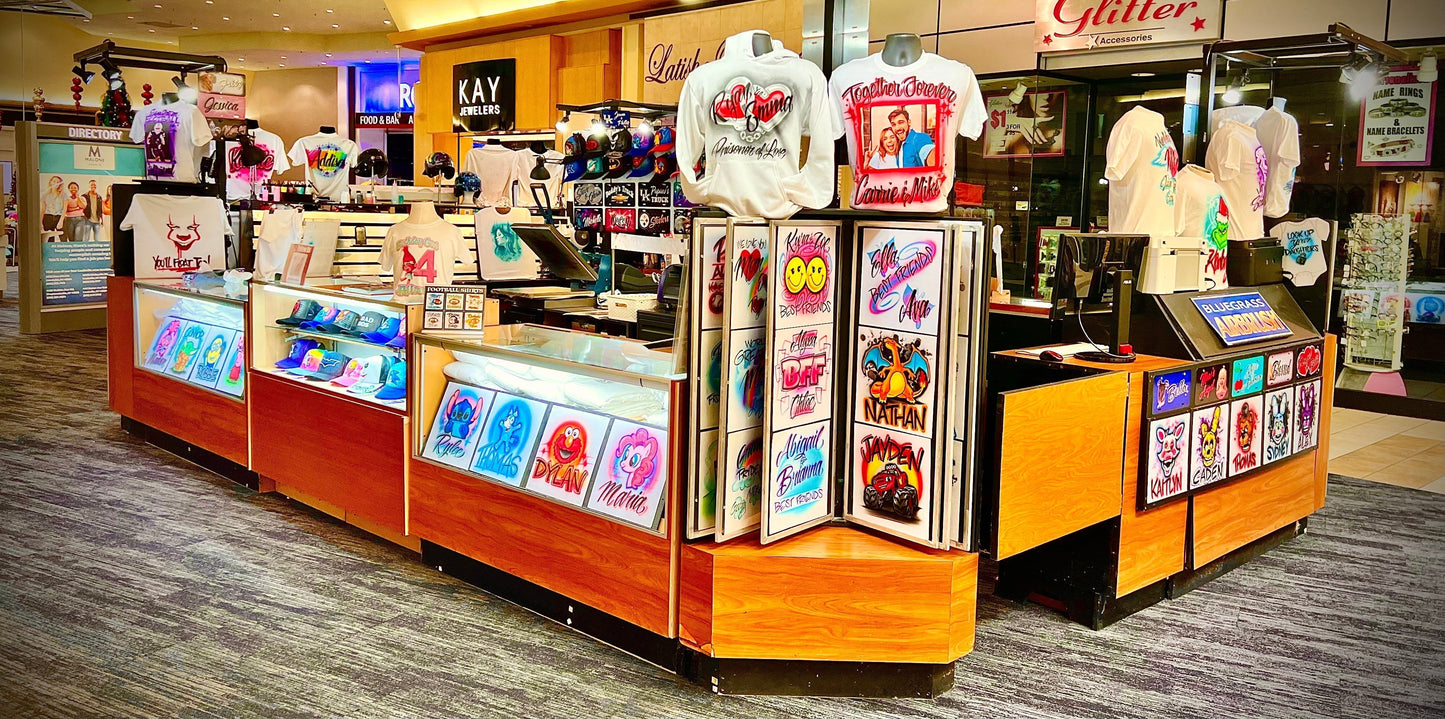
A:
[73, 64, 95, 84]
[173, 75, 198, 103]
[1221, 70, 1249, 106]
[555, 112, 571, 133]
[1008, 82, 1027, 105]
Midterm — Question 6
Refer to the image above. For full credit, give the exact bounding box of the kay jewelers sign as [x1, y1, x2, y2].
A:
[1035, 0, 1222, 52]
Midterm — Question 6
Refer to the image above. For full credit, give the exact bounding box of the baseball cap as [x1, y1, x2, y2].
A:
[349, 311, 388, 337]
[316, 309, 362, 334]
[562, 133, 587, 182]
[331, 355, 387, 389]
[276, 299, 322, 326]
[628, 127, 654, 157]
[385, 327, 407, 349]
[582, 156, 607, 181]
[300, 350, 351, 381]
[650, 126, 675, 154]
[362, 316, 401, 344]
[347, 356, 392, 395]
[604, 152, 632, 179]
[629, 153, 655, 179]
[583, 129, 610, 159]
[649, 153, 676, 185]
[286, 348, 326, 376]
[299, 306, 340, 331]
[275, 338, 321, 369]
[375, 359, 408, 400]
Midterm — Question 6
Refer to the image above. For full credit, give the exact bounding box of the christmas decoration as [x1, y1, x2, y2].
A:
[142, 83, 154, 106]
[32, 87, 46, 122]
[100, 73, 134, 128]
[71, 78, 83, 111]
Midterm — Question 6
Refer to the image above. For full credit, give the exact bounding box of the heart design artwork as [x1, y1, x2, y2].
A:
[711, 77, 794, 143]
[738, 249, 762, 281]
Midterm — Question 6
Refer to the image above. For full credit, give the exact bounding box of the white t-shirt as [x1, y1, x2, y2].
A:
[829, 52, 985, 214]
[1209, 106, 1265, 135]
[1173, 165, 1230, 247]
[512, 148, 565, 207]
[474, 207, 541, 280]
[461, 145, 519, 206]
[1270, 218, 1330, 286]
[224, 129, 290, 200]
[1254, 108, 1300, 218]
[120, 194, 231, 279]
[130, 102, 214, 183]
[1205, 121, 1268, 240]
[1104, 106, 1179, 238]
[254, 206, 303, 280]
[380, 217, 467, 299]
[287, 133, 360, 202]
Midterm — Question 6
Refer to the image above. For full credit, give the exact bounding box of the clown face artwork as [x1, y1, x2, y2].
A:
[165, 215, 203, 261]
[471, 393, 547, 486]
[145, 318, 184, 369]
[1263, 388, 1294, 464]
[422, 382, 495, 469]
[1146, 415, 1188, 504]
[526, 407, 610, 506]
[1230, 396, 1262, 476]
[585, 421, 671, 529]
[1190, 405, 1229, 490]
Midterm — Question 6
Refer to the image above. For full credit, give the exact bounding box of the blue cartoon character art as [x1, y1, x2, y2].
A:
[145, 318, 184, 369]
[423, 382, 493, 469]
[471, 394, 546, 486]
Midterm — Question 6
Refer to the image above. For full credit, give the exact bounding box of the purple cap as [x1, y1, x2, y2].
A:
[274, 338, 321, 369]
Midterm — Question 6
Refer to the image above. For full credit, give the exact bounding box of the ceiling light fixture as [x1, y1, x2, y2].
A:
[222, 16, 229, 20]
[1221, 69, 1250, 105]
[72, 63, 95, 84]
[173, 75, 198, 103]
[332, 24, 339, 28]
[1131, 72, 1155, 77]
[324, 53, 332, 57]
[383, 20, 392, 24]
[327, 8, 334, 12]
[1008, 81, 1027, 104]
[555, 112, 571, 132]
[272, 12, 280, 17]
[279, 64, 285, 67]
[282, 26, 291, 31]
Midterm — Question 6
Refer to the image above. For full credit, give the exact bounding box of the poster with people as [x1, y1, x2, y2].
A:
[982, 91, 1067, 158]
[36, 140, 144, 306]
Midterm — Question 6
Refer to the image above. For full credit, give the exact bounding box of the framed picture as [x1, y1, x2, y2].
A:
[282, 243, 313, 284]
[982, 90, 1067, 158]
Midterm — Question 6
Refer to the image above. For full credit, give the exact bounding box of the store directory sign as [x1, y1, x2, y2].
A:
[36, 138, 143, 306]
[1191, 291, 1292, 346]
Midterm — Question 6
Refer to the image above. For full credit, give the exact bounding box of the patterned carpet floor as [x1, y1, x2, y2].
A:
[1, 271, 1442, 718]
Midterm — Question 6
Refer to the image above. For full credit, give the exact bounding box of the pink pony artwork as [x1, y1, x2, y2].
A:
[612, 427, 661, 492]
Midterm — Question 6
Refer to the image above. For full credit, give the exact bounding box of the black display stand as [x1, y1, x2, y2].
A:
[1132, 283, 1321, 361]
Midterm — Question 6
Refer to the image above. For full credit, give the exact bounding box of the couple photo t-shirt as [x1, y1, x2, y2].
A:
[1104, 106, 1179, 238]
[380, 217, 467, 299]
[224, 128, 291, 200]
[829, 52, 986, 213]
[287, 133, 360, 202]
[129, 102, 214, 183]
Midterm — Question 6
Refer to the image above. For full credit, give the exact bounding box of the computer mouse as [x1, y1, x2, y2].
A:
[1040, 350, 1065, 362]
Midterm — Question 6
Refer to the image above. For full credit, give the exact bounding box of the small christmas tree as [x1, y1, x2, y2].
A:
[100, 77, 134, 128]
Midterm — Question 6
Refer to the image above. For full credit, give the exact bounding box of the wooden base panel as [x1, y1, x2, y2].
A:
[121, 417, 259, 490]
[680, 526, 977, 664]
[1190, 453, 1318, 568]
[273, 480, 421, 552]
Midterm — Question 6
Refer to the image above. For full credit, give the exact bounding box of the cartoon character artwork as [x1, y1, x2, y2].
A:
[1229, 396, 1263, 476]
[1252, 145, 1269, 212]
[470, 393, 547, 486]
[857, 227, 944, 335]
[164, 215, 204, 263]
[1194, 363, 1230, 406]
[1263, 388, 1294, 464]
[217, 335, 246, 397]
[763, 420, 831, 538]
[857, 331, 936, 436]
[1190, 405, 1229, 489]
[1145, 415, 1188, 505]
[771, 326, 835, 431]
[585, 421, 671, 529]
[144, 317, 185, 370]
[190, 328, 233, 388]
[852, 429, 931, 542]
[719, 431, 764, 536]
[1294, 380, 1320, 452]
[421, 382, 496, 470]
[773, 226, 835, 327]
[525, 407, 610, 506]
[1204, 195, 1230, 251]
[142, 109, 179, 178]
[166, 324, 208, 379]
[1152, 129, 1180, 207]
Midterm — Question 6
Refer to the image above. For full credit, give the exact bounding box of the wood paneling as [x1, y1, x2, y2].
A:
[390, 0, 671, 50]
[409, 458, 674, 636]
[1191, 453, 1317, 567]
[995, 373, 1129, 558]
[130, 366, 250, 465]
[680, 526, 976, 663]
[250, 372, 409, 535]
[107, 276, 135, 417]
[1316, 335, 1337, 510]
[636, 0, 803, 104]
[1117, 371, 1188, 597]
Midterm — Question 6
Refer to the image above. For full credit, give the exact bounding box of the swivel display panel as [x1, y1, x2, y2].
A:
[714, 219, 769, 541]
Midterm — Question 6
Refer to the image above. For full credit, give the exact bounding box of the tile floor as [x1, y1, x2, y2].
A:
[1329, 408, 1445, 492]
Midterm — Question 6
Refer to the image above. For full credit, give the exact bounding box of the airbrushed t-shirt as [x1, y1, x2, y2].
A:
[1205, 121, 1267, 240]
[474, 207, 540, 280]
[129, 101, 214, 183]
[380, 217, 467, 299]
[829, 52, 986, 213]
[461, 145, 519, 206]
[1253, 107, 1300, 218]
[1105, 106, 1179, 237]
[1270, 217, 1330, 286]
[224, 128, 291, 200]
[287, 133, 360, 202]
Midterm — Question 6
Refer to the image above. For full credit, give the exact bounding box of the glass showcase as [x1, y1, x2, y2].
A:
[133, 280, 248, 399]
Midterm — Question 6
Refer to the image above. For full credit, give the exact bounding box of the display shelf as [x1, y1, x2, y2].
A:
[134, 279, 248, 402]
[264, 325, 407, 355]
[252, 366, 408, 414]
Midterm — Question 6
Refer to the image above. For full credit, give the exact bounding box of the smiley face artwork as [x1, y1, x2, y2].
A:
[773, 226, 835, 329]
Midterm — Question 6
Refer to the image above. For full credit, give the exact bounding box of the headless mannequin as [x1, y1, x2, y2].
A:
[751, 31, 773, 57]
[1272, 97, 1287, 111]
[881, 33, 923, 66]
[319, 125, 336, 134]
[529, 140, 548, 154]
[486, 138, 502, 146]
[406, 200, 441, 224]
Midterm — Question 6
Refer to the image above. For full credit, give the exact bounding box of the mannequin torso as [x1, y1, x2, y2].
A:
[406, 201, 441, 224]
[881, 33, 923, 66]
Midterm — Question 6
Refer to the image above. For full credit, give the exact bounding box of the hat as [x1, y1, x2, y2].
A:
[583, 129, 610, 159]
[375, 359, 408, 400]
[423, 152, 455, 180]
[582, 156, 607, 181]
[299, 307, 340, 331]
[385, 327, 407, 349]
[355, 148, 389, 179]
[628, 127, 654, 157]
[347, 356, 392, 395]
[454, 171, 482, 203]
[351, 311, 389, 338]
[604, 152, 632, 179]
[316, 309, 361, 334]
[629, 153, 655, 179]
[276, 299, 322, 326]
[362, 316, 402, 344]
[275, 338, 321, 369]
[562, 132, 586, 163]
[331, 355, 388, 389]
[649, 153, 676, 185]
[650, 126, 675, 154]
[286, 348, 327, 376]
[300, 350, 351, 381]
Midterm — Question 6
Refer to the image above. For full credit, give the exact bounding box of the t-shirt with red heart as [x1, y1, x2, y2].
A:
[828, 52, 986, 213]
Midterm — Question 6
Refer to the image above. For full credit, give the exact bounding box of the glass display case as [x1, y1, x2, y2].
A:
[248, 279, 414, 410]
[133, 279, 248, 400]
[412, 325, 684, 535]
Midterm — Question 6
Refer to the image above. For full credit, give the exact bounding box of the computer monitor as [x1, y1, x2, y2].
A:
[1053, 232, 1150, 304]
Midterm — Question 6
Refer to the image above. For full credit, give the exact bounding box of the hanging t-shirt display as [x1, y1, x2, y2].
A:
[462, 144, 520, 206]
[254, 206, 304, 280]
[129, 101, 214, 183]
[120, 194, 230, 279]
[1270, 217, 1330, 286]
[287, 132, 360, 202]
[675, 30, 836, 219]
[1254, 107, 1300, 218]
[1205, 120, 1267, 240]
[224, 128, 290, 200]
[474, 207, 541, 280]
[828, 52, 986, 214]
[513, 148, 565, 206]
[1104, 106, 1179, 238]
[1173, 164, 1231, 290]
[380, 217, 467, 299]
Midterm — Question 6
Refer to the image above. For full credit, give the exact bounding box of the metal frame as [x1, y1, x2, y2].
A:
[73, 39, 227, 76]
[947, 219, 989, 551]
[714, 217, 770, 542]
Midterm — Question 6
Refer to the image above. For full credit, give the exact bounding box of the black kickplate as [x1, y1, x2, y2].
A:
[421, 541, 681, 672]
[121, 417, 260, 490]
[680, 651, 955, 698]
[1168, 519, 1305, 598]
[1085, 579, 1167, 630]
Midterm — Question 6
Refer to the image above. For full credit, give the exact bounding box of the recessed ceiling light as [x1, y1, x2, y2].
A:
[324, 53, 332, 57]
[332, 24, 339, 28]
[153, 4, 161, 8]
[279, 64, 285, 67]
[222, 16, 229, 20]
[383, 20, 391, 24]
[127, 15, 134, 18]
[280, 55, 287, 59]
[326, 8, 333, 12]
[148, 28, 155, 32]
[320, 62, 327, 65]
[191, 26, 198, 30]
[237, 57, 244, 61]
[206, 0, 213, 3]
[1325, 122, 1334, 127]
[1131, 72, 1155, 77]
[364, 60, 371, 63]
[282, 26, 291, 31]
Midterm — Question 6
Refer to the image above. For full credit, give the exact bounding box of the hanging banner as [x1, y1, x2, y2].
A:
[1358, 65, 1437, 167]
[715, 219, 769, 541]
[1035, 0, 1222, 52]
[761, 220, 841, 544]
[686, 218, 728, 539]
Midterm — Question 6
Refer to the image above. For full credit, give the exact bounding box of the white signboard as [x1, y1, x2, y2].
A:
[1358, 66, 1437, 167]
[1035, 0, 1222, 53]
